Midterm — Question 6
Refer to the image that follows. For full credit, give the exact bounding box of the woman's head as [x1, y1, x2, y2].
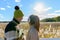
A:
[28, 15, 40, 31]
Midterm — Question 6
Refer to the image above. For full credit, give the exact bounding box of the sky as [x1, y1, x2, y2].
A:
[0, 0, 60, 21]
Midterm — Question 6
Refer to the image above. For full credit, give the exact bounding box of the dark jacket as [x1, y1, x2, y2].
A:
[5, 18, 19, 33]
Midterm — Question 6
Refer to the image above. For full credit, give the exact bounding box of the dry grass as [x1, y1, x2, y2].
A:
[0, 22, 60, 38]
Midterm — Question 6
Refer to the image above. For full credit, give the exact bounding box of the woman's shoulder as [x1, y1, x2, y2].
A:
[29, 26, 37, 34]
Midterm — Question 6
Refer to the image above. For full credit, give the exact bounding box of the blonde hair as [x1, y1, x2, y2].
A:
[28, 15, 40, 32]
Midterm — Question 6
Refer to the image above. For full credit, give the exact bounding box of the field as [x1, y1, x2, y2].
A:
[0, 22, 60, 39]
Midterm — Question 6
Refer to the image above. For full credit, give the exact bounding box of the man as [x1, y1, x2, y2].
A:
[5, 6, 24, 40]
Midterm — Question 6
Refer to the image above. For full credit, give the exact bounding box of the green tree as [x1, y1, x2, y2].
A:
[41, 18, 56, 22]
[55, 16, 60, 22]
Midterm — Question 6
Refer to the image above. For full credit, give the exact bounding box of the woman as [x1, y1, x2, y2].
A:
[26, 15, 40, 40]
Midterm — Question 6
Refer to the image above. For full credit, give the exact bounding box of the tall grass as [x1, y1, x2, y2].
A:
[0, 22, 60, 38]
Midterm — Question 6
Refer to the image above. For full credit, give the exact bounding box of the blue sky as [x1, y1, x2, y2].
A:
[0, 0, 60, 21]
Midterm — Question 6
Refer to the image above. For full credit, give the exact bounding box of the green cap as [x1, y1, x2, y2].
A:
[14, 10, 24, 18]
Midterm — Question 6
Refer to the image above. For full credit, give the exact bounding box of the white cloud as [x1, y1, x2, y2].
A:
[39, 13, 60, 20]
[44, 7, 52, 11]
[7, 6, 11, 8]
[15, 0, 21, 2]
[26, 2, 60, 20]
[33, 2, 45, 13]
[42, 10, 60, 20]
[30, 2, 60, 20]
[32, 2, 53, 20]
[0, 8, 6, 10]
[47, 13, 60, 17]
[22, 16, 28, 21]
[33, 2, 52, 13]
[55, 10, 60, 13]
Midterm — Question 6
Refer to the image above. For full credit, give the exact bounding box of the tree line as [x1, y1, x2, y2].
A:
[41, 16, 60, 22]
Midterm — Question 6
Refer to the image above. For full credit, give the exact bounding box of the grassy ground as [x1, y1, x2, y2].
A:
[0, 22, 60, 38]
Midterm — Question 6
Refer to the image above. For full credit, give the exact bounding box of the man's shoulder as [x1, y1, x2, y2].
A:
[7, 21, 16, 26]
[5, 21, 16, 33]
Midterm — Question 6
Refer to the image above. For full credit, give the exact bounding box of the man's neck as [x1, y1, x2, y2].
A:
[13, 18, 20, 24]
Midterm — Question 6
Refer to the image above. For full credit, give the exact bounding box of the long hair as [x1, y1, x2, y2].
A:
[28, 15, 40, 32]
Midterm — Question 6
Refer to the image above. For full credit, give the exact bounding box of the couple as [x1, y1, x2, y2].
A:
[4, 6, 40, 40]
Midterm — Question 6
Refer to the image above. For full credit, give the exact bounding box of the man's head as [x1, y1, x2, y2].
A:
[15, 6, 19, 10]
[14, 6, 24, 22]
